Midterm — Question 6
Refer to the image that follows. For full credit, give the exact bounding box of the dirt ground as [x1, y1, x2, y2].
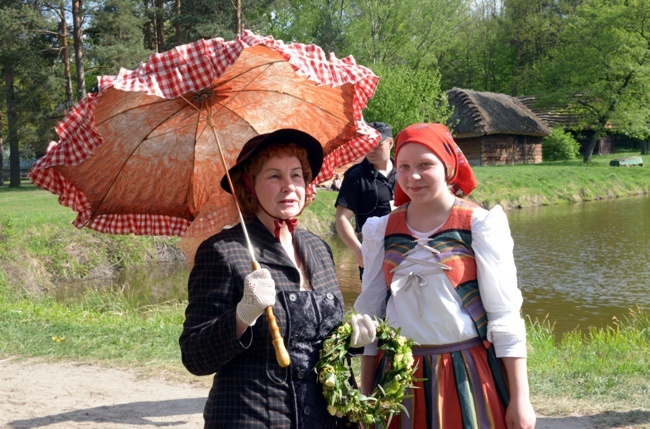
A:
[1, 357, 648, 429]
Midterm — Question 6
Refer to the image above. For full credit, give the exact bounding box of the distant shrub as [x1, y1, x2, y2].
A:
[364, 62, 452, 134]
[542, 128, 581, 161]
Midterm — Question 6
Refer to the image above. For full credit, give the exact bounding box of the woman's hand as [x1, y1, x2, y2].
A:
[505, 396, 536, 429]
[350, 314, 378, 347]
[236, 268, 276, 326]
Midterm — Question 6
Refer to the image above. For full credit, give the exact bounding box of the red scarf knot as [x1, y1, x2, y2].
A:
[273, 218, 298, 240]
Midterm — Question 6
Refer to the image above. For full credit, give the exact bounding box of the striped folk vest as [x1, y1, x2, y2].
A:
[382, 198, 490, 344]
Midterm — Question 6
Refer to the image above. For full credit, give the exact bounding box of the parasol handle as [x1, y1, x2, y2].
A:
[207, 125, 290, 368]
[252, 261, 291, 368]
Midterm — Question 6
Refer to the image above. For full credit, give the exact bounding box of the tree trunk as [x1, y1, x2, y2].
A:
[143, 0, 153, 50]
[150, 0, 159, 52]
[235, 0, 241, 34]
[60, 4, 73, 108]
[583, 131, 600, 162]
[641, 140, 648, 155]
[175, 0, 182, 44]
[4, 66, 20, 187]
[155, 0, 165, 52]
[72, 0, 86, 99]
[512, 39, 522, 97]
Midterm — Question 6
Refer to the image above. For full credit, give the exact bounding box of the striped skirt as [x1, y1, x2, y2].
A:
[374, 337, 509, 429]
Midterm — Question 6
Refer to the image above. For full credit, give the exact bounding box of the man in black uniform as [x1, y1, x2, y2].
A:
[334, 122, 396, 278]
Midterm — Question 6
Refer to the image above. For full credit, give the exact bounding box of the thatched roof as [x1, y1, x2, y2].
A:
[447, 88, 551, 138]
[516, 95, 588, 130]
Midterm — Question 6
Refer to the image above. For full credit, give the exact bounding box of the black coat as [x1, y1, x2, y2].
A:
[179, 218, 354, 429]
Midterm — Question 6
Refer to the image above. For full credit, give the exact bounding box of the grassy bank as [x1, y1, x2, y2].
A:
[0, 280, 648, 416]
[469, 152, 648, 209]
[1, 153, 649, 418]
[0, 183, 184, 293]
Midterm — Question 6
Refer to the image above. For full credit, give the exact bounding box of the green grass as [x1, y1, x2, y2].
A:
[0, 183, 182, 292]
[467, 152, 649, 209]
[0, 182, 76, 228]
[0, 283, 186, 378]
[526, 307, 650, 415]
[301, 189, 339, 235]
[1, 159, 649, 417]
[1, 277, 648, 413]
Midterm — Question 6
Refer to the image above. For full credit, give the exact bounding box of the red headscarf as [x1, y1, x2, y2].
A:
[393, 123, 477, 206]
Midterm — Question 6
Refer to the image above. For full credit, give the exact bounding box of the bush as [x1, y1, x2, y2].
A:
[363, 63, 452, 134]
[542, 127, 581, 161]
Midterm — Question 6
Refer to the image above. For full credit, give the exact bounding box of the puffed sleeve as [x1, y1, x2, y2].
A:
[353, 215, 389, 356]
[472, 205, 527, 358]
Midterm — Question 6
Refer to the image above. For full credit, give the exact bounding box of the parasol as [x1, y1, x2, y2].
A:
[29, 30, 379, 367]
[29, 30, 379, 261]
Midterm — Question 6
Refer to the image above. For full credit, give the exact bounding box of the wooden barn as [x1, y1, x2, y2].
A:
[517, 95, 615, 155]
[447, 88, 551, 166]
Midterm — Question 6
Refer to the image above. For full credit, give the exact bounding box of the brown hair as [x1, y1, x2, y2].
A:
[230, 143, 314, 220]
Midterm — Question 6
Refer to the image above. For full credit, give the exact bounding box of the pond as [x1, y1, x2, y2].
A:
[55, 195, 650, 338]
[331, 195, 650, 336]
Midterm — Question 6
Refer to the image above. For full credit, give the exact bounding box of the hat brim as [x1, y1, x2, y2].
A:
[220, 129, 323, 194]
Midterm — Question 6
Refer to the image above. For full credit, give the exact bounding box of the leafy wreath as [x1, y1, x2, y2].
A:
[315, 314, 417, 427]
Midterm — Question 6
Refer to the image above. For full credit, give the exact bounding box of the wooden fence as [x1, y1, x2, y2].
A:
[1, 168, 31, 183]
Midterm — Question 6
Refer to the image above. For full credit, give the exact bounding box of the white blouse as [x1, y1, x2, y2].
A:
[354, 204, 527, 358]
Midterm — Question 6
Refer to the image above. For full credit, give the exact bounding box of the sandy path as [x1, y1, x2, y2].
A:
[1, 358, 205, 428]
[1, 357, 647, 428]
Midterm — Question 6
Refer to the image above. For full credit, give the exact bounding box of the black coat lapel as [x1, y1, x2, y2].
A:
[294, 228, 333, 291]
[247, 218, 295, 269]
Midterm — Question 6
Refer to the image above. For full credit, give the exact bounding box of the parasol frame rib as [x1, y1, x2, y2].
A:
[89, 57, 350, 222]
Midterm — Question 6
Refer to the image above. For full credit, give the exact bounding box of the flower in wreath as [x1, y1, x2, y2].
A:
[315, 313, 417, 427]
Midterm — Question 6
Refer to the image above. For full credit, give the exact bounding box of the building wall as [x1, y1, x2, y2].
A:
[456, 137, 482, 166]
[572, 130, 615, 155]
[595, 134, 615, 155]
[457, 134, 542, 166]
[480, 134, 542, 165]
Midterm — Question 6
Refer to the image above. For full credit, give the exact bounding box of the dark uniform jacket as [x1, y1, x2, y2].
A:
[334, 158, 396, 232]
[179, 218, 354, 429]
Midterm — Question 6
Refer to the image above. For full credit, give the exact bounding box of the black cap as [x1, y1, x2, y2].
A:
[368, 121, 392, 141]
[221, 129, 323, 194]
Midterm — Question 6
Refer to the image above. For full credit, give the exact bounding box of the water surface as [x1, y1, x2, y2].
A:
[329, 195, 650, 335]
[54, 195, 650, 338]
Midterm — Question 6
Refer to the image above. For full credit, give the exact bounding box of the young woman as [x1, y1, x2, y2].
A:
[179, 129, 376, 429]
[354, 123, 536, 429]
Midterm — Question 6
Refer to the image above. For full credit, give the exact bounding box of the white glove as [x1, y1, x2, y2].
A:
[350, 314, 378, 348]
[236, 268, 276, 326]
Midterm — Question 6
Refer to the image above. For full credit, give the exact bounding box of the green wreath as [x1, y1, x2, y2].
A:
[315, 314, 417, 427]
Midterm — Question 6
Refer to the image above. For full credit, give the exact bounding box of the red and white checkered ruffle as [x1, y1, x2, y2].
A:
[110, 30, 378, 115]
[33, 30, 378, 165]
[315, 119, 380, 184]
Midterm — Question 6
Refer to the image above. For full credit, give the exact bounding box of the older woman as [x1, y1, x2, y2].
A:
[179, 129, 375, 429]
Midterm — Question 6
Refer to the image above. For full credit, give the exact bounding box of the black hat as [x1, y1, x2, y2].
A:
[221, 129, 323, 194]
[368, 121, 393, 141]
